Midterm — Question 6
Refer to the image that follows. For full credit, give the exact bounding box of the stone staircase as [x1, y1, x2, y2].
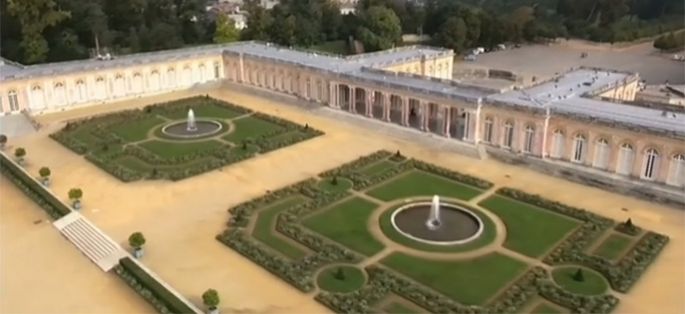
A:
[53, 212, 127, 271]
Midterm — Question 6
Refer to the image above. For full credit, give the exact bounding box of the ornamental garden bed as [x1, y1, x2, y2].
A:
[50, 95, 323, 181]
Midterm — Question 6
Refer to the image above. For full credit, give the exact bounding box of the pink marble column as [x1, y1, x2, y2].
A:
[348, 86, 355, 113]
[366, 91, 374, 117]
[443, 106, 451, 137]
[421, 102, 429, 131]
[402, 97, 409, 126]
[383, 93, 391, 122]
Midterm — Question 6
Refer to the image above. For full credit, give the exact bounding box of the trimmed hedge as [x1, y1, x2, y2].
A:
[497, 188, 669, 293]
[116, 257, 196, 314]
[614, 221, 642, 236]
[0, 153, 71, 219]
[410, 159, 493, 190]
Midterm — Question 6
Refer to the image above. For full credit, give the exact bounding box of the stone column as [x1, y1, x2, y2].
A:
[383, 93, 391, 122]
[473, 103, 482, 144]
[366, 91, 374, 117]
[348, 86, 355, 113]
[443, 105, 451, 138]
[421, 101, 429, 131]
[401, 97, 410, 126]
[540, 108, 551, 158]
[329, 82, 337, 108]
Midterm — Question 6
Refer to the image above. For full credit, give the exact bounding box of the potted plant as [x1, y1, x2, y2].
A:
[128, 232, 146, 258]
[68, 188, 83, 209]
[202, 289, 220, 314]
[39, 167, 51, 187]
[14, 147, 26, 165]
[0, 134, 7, 150]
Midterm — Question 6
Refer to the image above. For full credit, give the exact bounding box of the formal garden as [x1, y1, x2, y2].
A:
[217, 150, 669, 314]
[50, 96, 322, 181]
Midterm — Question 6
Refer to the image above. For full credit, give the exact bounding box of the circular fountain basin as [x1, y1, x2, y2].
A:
[161, 119, 223, 139]
[391, 201, 484, 245]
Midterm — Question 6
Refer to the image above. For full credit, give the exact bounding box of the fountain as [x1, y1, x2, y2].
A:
[426, 195, 441, 230]
[187, 109, 197, 132]
[389, 195, 485, 245]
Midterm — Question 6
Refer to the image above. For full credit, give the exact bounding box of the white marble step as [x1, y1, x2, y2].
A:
[54, 212, 126, 271]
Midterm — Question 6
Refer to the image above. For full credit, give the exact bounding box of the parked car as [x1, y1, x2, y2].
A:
[464, 54, 477, 61]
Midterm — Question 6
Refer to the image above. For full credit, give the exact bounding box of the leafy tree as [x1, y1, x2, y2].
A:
[435, 17, 467, 52]
[7, 0, 70, 63]
[68, 188, 83, 202]
[333, 267, 345, 280]
[128, 232, 146, 249]
[14, 147, 26, 159]
[242, 0, 273, 41]
[572, 268, 585, 282]
[213, 14, 240, 44]
[202, 289, 220, 310]
[356, 6, 402, 51]
[39, 167, 51, 178]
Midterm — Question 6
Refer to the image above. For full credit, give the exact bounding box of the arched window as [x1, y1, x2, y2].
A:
[95, 77, 107, 99]
[8, 90, 19, 111]
[114, 74, 126, 96]
[642, 148, 660, 180]
[198, 63, 206, 82]
[593, 138, 610, 169]
[31, 85, 45, 108]
[166, 68, 176, 88]
[667, 154, 685, 187]
[551, 129, 564, 158]
[75, 80, 87, 102]
[523, 125, 535, 153]
[617, 143, 634, 175]
[150, 70, 160, 91]
[213, 62, 220, 79]
[53, 82, 66, 105]
[502, 121, 514, 149]
[131, 73, 143, 93]
[183, 66, 192, 85]
[483, 117, 493, 143]
[572, 134, 586, 163]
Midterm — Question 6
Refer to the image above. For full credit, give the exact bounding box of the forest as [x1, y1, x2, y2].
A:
[1, 0, 683, 64]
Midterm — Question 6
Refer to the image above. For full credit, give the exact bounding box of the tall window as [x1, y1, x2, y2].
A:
[572, 134, 586, 162]
[642, 148, 660, 180]
[668, 154, 685, 187]
[551, 129, 564, 158]
[167, 68, 176, 88]
[524, 125, 535, 153]
[593, 138, 610, 169]
[75, 80, 87, 102]
[8, 90, 19, 111]
[31, 85, 44, 108]
[483, 117, 493, 143]
[280, 72, 285, 91]
[54, 82, 66, 105]
[617, 143, 634, 175]
[502, 121, 514, 149]
[214, 62, 220, 79]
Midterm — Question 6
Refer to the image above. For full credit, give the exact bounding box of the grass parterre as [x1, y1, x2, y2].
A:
[50, 96, 323, 181]
[216, 150, 668, 313]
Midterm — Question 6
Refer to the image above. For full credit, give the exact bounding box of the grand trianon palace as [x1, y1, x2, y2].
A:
[1, 41, 683, 198]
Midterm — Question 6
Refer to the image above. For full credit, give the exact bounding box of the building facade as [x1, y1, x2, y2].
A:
[1, 42, 683, 190]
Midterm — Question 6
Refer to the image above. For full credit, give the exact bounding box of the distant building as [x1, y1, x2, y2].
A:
[228, 14, 247, 30]
[636, 84, 685, 107]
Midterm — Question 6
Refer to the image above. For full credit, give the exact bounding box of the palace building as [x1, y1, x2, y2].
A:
[1, 41, 683, 195]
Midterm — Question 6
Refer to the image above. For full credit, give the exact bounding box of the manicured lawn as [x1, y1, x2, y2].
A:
[382, 301, 422, 314]
[366, 171, 483, 201]
[316, 265, 366, 293]
[303, 197, 385, 256]
[317, 177, 353, 194]
[252, 196, 310, 259]
[593, 233, 633, 260]
[223, 116, 283, 143]
[381, 252, 528, 305]
[531, 302, 566, 314]
[479, 195, 580, 258]
[378, 203, 497, 253]
[358, 160, 397, 176]
[139, 140, 224, 158]
[551, 266, 609, 296]
[110, 116, 165, 142]
[160, 104, 245, 120]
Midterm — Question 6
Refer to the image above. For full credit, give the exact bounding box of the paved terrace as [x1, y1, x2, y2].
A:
[2, 42, 684, 136]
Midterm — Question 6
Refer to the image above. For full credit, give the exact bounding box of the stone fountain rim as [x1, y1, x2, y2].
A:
[160, 119, 224, 139]
[390, 201, 485, 246]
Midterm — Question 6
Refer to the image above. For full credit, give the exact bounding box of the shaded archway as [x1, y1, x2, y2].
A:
[449, 107, 465, 139]
[372, 91, 384, 119]
[354, 88, 366, 114]
[408, 98, 423, 130]
[389, 95, 403, 125]
[426, 103, 445, 135]
[338, 84, 352, 111]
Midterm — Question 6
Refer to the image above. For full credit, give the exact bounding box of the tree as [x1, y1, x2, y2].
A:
[213, 14, 240, 44]
[202, 289, 220, 311]
[333, 267, 345, 280]
[14, 147, 26, 162]
[7, 0, 70, 63]
[39, 167, 51, 181]
[435, 17, 467, 52]
[331, 176, 338, 186]
[572, 268, 585, 282]
[68, 188, 83, 208]
[0, 134, 7, 149]
[625, 218, 634, 228]
[356, 6, 402, 51]
[128, 232, 146, 249]
[242, 0, 273, 41]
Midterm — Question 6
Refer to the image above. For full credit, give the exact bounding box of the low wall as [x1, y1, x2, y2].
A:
[485, 148, 685, 208]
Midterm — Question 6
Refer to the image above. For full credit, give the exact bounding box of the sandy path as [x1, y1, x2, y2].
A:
[7, 86, 685, 313]
[0, 177, 152, 314]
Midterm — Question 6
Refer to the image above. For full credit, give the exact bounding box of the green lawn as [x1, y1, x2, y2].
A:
[358, 160, 397, 176]
[382, 301, 422, 314]
[381, 252, 528, 305]
[378, 204, 497, 253]
[551, 266, 609, 296]
[139, 140, 224, 159]
[223, 116, 284, 144]
[531, 302, 566, 314]
[310, 40, 349, 55]
[317, 177, 353, 194]
[303, 197, 385, 256]
[252, 196, 310, 259]
[366, 171, 483, 201]
[160, 104, 245, 120]
[593, 233, 633, 260]
[110, 116, 165, 142]
[479, 196, 580, 258]
[316, 265, 366, 293]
